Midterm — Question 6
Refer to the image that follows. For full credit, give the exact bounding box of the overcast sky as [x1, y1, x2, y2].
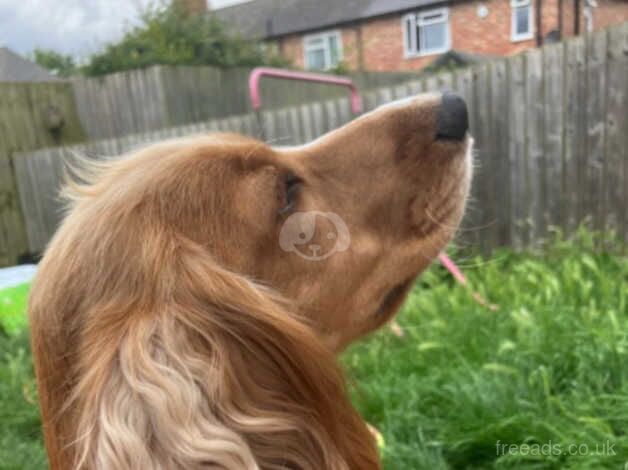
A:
[0, 0, 245, 58]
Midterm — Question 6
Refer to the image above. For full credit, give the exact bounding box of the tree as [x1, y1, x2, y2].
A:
[83, 2, 286, 76]
[33, 49, 76, 77]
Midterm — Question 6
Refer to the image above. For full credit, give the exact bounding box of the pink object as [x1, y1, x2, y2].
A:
[249, 67, 363, 114]
[439, 253, 498, 311]
[438, 253, 467, 286]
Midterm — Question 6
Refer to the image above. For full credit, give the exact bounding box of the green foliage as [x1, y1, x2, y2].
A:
[83, 2, 287, 76]
[33, 49, 77, 77]
[0, 284, 30, 337]
[345, 231, 627, 469]
[0, 231, 625, 469]
[0, 332, 46, 470]
[330, 60, 351, 76]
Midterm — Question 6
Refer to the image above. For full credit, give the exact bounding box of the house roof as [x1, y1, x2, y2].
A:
[214, 0, 446, 39]
[0, 47, 60, 82]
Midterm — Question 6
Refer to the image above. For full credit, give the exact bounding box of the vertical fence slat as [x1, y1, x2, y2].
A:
[437, 72, 454, 91]
[604, 23, 628, 242]
[585, 31, 608, 233]
[563, 36, 586, 235]
[274, 109, 292, 146]
[508, 54, 527, 249]
[407, 79, 424, 95]
[288, 107, 303, 145]
[393, 84, 409, 100]
[9, 25, 628, 257]
[473, 63, 494, 253]
[376, 87, 393, 107]
[425, 75, 439, 93]
[363, 91, 378, 112]
[525, 49, 545, 245]
[542, 44, 565, 236]
[336, 97, 351, 127]
[455, 67, 480, 247]
[13, 153, 40, 252]
[325, 99, 339, 133]
[490, 60, 511, 247]
[299, 104, 313, 143]
[26, 150, 49, 252]
[311, 102, 325, 138]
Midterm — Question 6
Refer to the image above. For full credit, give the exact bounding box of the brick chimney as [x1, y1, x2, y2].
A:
[173, 0, 207, 14]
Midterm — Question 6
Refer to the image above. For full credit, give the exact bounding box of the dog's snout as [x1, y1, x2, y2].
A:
[436, 91, 468, 141]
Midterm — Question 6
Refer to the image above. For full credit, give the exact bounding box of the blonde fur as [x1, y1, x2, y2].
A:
[29, 95, 471, 469]
[30, 138, 380, 470]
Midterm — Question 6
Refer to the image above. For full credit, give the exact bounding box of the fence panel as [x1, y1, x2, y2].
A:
[71, 66, 418, 141]
[0, 81, 85, 265]
[12, 25, 628, 258]
[542, 44, 565, 231]
[604, 24, 628, 242]
[585, 31, 609, 232]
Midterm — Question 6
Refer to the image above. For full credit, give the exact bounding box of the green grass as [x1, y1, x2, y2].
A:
[0, 232, 626, 469]
[0, 283, 30, 336]
[345, 233, 627, 469]
[0, 332, 47, 470]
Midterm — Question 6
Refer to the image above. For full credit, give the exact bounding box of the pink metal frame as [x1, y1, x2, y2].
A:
[248, 67, 363, 114]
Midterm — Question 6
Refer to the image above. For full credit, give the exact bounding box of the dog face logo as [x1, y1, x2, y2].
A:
[279, 211, 350, 261]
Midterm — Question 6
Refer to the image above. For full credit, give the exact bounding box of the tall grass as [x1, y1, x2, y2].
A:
[346, 232, 627, 469]
[0, 332, 47, 469]
[0, 231, 625, 469]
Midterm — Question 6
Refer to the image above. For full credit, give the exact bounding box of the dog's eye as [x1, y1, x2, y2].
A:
[279, 173, 302, 215]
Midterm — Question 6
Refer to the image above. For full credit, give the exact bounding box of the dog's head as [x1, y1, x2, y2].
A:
[124, 92, 471, 350]
[30, 93, 471, 470]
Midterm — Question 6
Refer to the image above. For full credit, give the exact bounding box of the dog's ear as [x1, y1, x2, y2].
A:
[68, 235, 380, 470]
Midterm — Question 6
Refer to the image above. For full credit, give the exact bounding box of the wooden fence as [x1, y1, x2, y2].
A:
[71, 67, 417, 140]
[0, 81, 85, 266]
[11, 23, 628, 259]
[0, 67, 413, 266]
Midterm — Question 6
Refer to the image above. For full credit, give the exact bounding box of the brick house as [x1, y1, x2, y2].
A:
[211, 0, 628, 71]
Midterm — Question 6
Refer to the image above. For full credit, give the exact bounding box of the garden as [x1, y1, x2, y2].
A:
[1, 230, 626, 469]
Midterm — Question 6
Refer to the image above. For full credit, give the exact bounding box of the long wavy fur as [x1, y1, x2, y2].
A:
[29, 139, 380, 470]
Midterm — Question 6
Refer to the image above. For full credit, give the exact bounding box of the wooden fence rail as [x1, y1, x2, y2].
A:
[71, 67, 417, 140]
[12, 23, 628, 258]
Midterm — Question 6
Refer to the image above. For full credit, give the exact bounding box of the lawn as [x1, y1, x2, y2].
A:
[0, 285, 47, 470]
[1, 232, 626, 469]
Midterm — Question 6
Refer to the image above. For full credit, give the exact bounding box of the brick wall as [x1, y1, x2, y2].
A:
[276, 0, 628, 72]
[558, 0, 628, 37]
[280, 28, 362, 70]
[583, 0, 628, 32]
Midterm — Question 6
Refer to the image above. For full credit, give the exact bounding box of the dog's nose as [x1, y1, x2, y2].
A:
[436, 91, 468, 141]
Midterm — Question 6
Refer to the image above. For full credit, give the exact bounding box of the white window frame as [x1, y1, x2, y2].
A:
[511, 0, 534, 42]
[402, 7, 451, 59]
[303, 30, 343, 70]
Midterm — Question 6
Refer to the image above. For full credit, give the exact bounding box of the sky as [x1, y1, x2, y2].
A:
[0, 0, 246, 58]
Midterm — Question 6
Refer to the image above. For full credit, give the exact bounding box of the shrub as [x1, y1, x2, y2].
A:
[83, 2, 287, 76]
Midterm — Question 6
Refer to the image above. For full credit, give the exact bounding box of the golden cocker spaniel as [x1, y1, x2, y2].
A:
[29, 92, 472, 469]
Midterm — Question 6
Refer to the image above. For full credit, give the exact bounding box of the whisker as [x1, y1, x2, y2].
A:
[265, 135, 294, 146]
[426, 207, 497, 234]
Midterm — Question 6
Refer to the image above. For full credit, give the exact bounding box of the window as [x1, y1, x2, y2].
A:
[303, 31, 342, 70]
[511, 0, 533, 41]
[403, 8, 450, 58]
